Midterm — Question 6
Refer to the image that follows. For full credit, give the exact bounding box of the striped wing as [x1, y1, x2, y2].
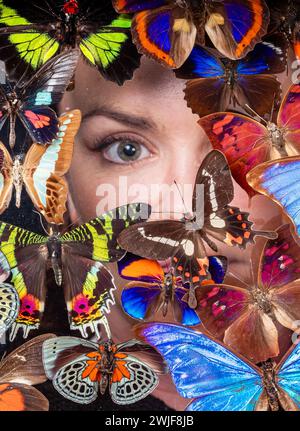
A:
[23, 109, 81, 224]
[61, 203, 151, 262]
[0, 222, 48, 340]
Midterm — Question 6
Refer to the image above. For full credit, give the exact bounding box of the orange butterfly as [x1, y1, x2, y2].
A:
[0, 109, 81, 224]
[0, 334, 54, 411]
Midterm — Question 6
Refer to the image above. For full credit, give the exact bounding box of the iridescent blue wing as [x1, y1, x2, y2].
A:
[208, 256, 228, 284]
[277, 341, 300, 408]
[135, 323, 263, 411]
[121, 285, 161, 320]
[173, 289, 201, 326]
[236, 34, 287, 75]
[247, 157, 300, 238]
[176, 45, 225, 79]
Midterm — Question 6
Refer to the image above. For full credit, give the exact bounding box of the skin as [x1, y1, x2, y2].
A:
[60, 56, 292, 410]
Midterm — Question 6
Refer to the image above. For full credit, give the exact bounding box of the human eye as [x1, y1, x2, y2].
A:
[97, 133, 153, 165]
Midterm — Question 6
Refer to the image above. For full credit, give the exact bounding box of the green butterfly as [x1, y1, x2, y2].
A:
[0, 203, 151, 341]
[0, 0, 140, 85]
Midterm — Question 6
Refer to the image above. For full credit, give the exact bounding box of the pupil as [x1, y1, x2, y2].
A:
[118, 141, 141, 161]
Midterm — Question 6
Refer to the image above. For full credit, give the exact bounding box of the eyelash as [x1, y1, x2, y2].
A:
[92, 133, 154, 165]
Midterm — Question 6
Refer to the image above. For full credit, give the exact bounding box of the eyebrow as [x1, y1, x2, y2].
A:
[82, 107, 156, 130]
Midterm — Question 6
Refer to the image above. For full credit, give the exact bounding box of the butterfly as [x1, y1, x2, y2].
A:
[118, 150, 277, 290]
[0, 109, 81, 223]
[267, 0, 300, 58]
[247, 156, 300, 238]
[136, 322, 300, 411]
[118, 253, 227, 324]
[0, 50, 79, 148]
[199, 83, 300, 198]
[0, 282, 19, 337]
[0, 0, 140, 86]
[175, 34, 287, 118]
[195, 224, 300, 363]
[0, 333, 54, 411]
[42, 335, 167, 405]
[0, 203, 151, 340]
[113, 0, 270, 68]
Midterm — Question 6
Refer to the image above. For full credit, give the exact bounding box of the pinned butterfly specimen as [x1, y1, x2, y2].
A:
[195, 224, 300, 363]
[267, 0, 300, 58]
[118, 253, 227, 324]
[0, 109, 81, 223]
[0, 50, 79, 148]
[42, 336, 167, 405]
[113, 0, 270, 68]
[0, 0, 141, 86]
[247, 156, 300, 238]
[136, 322, 300, 411]
[0, 203, 151, 340]
[0, 333, 54, 411]
[175, 34, 287, 118]
[118, 150, 277, 292]
[0, 282, 19, 337]
[199, 84, 300, 198]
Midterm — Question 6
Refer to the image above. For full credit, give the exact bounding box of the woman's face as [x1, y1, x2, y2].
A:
[60, 57, 289, 410]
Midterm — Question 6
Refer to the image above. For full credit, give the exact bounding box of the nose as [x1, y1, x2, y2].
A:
[151, 125, 211, 219]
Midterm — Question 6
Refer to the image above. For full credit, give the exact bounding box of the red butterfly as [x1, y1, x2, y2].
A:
[199, 84, 300, 198]
[195, 224, 300, 363]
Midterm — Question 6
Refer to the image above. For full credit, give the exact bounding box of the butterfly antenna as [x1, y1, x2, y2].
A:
[227, 271, 249, 288]
[244, 104, 268, 125]
[270, 93, 277, 122]
[174, 180, 189, 215]
[61, 214, 83, 235]
[32, 210, 49, 235]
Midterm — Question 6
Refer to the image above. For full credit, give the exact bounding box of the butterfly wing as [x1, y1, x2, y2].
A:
[23, 109, 81, 224]
[0, 282, 19, 337]
[129, 2, 197, 68]
[79, 12, 141, 85]
[42, 336, 98, 380]
[118, 253, 163, 320]
[0, 222, 48, 340]
[135, 323, 263, 411]
[0, 141, 13, 213]
[50, 354, 99, 404]
[62, 250, 116, 338]
[247, 156, 300, 237]
[175, 45, 227, 117]
[62, 203, 151, 263]
[110, 352, 158, 405]
[205, 0, 270, 60]
[0, 383, 48, 411]
[277, 84, 300, 155]
[16, 50, 79, 145]
[276, 341, 300, 409]
[0, 0, 60, 80]
[196, 150, 275, 248]
[0, 333, 55, 384]
[257, 223, 300, 331]
[199, 113, 270, 198]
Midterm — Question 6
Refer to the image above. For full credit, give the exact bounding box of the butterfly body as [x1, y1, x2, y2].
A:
[261, 361, 281, 411]
[46, 227, 63, 286]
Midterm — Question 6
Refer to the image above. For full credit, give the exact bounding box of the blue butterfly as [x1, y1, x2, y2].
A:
[247, 156, 300, 238]
[175, 34, 288, 118]
[118, 253, 227, 326]
[136, 323, 300, 411]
